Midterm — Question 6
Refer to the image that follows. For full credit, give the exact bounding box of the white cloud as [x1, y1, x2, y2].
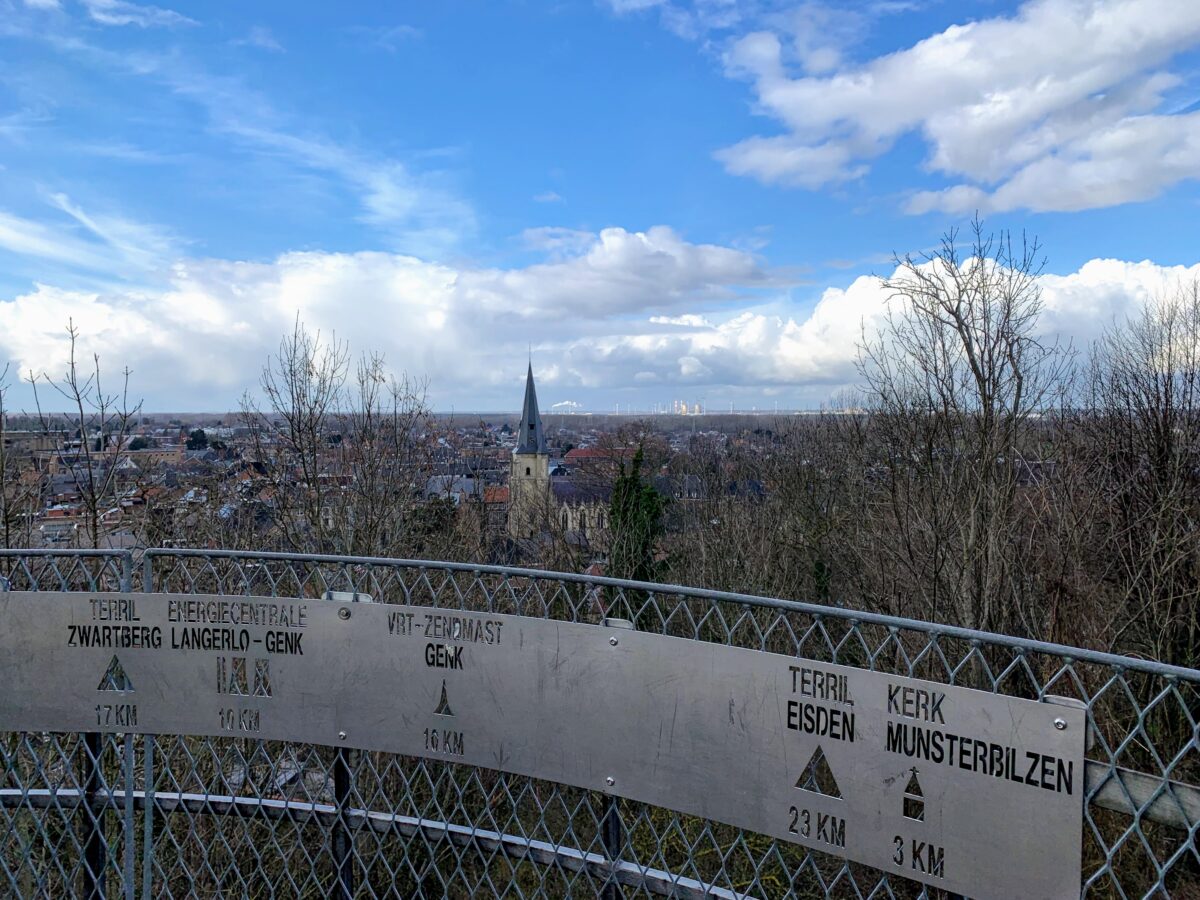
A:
[559, 257, 1200, 397]
[81, 0, 195, 27]
[494, 225, 768, 318]
[0, 221, 1194, 409]
[649, 314, 713, 327]
[22, 0, 60, 9]
[0, 211, 115, 271]
[716, 134, 868, 189]
[47, 193, 178, 269]
[0, 226, 772, 408]
[0, 196, 176, 278]
[533, 191, 564, 203]
[908, 112, 1200, 214]
[717, 0, 1200, 212]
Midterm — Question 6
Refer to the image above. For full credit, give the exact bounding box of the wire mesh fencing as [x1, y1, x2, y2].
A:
[0, 547, 1197, 899]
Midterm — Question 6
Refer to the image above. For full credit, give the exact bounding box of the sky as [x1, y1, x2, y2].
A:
[0, 0, 1199, 412]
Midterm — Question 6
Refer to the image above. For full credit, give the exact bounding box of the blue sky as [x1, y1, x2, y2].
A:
[1, 0, 1199, 411]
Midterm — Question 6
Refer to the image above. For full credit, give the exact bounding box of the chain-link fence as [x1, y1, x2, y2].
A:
[0, 547, 1197, 898]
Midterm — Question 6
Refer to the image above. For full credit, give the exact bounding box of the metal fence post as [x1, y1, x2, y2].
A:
[602, 795, 622, 899]
[141, 552, 154, 593]
[122, 732, 135, 900]
[139, 550, 157, 899]
[333, 747, 354, 899]
[120, 551, 134, 594]
[81, 732, 106, 899]
[81, 552, 134, 897]
[142, 733, 155, 899]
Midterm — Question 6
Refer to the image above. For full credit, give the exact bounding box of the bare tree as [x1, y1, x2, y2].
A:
[241, 319, 440, 557]
[856, 219, 1070, 634]
[1086, 277, 1200, 670]
[241, 319, 349, 552]
[0, 365, 42, 550]
[28, 322, 142, 549]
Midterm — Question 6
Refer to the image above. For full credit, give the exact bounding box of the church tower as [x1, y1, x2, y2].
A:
[508, 362, 551, 538]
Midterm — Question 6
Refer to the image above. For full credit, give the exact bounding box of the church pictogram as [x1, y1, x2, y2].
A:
[903, 767, 925, 821]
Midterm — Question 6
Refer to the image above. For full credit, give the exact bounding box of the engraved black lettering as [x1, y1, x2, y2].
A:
[785, 700, 855, 742]
[171, 627, 250, 652]
[388, 611, 415, 636]
[219, 707, 261, 733]
[423, 727, 465, 757]
[68, 624, 162, 650]
[1057, 758, 1074, 795]
[817, 813, 846, 847]
[886, 719, 902, 753]
[887, 721, 1073, 794]
[911, 840, 945, 878]
[1024, 752, 1040, 786]
[95, 703, 137, 728]
[990, 742, 1004, 777]
[264, 630, 303, 655]
[928, 691, 945, 724]
[911, 841, 927, 873]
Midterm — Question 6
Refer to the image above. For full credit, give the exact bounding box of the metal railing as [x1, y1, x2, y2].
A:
[0, 547, 1197, 898]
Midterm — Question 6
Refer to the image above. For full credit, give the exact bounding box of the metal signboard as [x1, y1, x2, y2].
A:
[0, 592, 1084, 899]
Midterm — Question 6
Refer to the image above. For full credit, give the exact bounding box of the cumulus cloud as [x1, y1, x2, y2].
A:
[0, 222, 1194, 409]
[649, 314, 713, 327]
[907, 112, 1200, 213]
[569, 257, 1200, 397]
[0, 226, 773, 408]
[717, 0, 1200, 212]
[488, 226, 769, 319]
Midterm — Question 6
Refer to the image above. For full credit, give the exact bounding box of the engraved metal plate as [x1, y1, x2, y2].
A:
[0, 592, 1084, 900]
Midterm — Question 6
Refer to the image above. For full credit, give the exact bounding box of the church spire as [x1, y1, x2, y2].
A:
[515, 362, 547, 455]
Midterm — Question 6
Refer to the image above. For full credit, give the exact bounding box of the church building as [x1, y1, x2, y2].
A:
[507, 364, 610, 543]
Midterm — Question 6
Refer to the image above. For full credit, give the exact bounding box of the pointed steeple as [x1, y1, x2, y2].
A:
[515, 362, 547, 455]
